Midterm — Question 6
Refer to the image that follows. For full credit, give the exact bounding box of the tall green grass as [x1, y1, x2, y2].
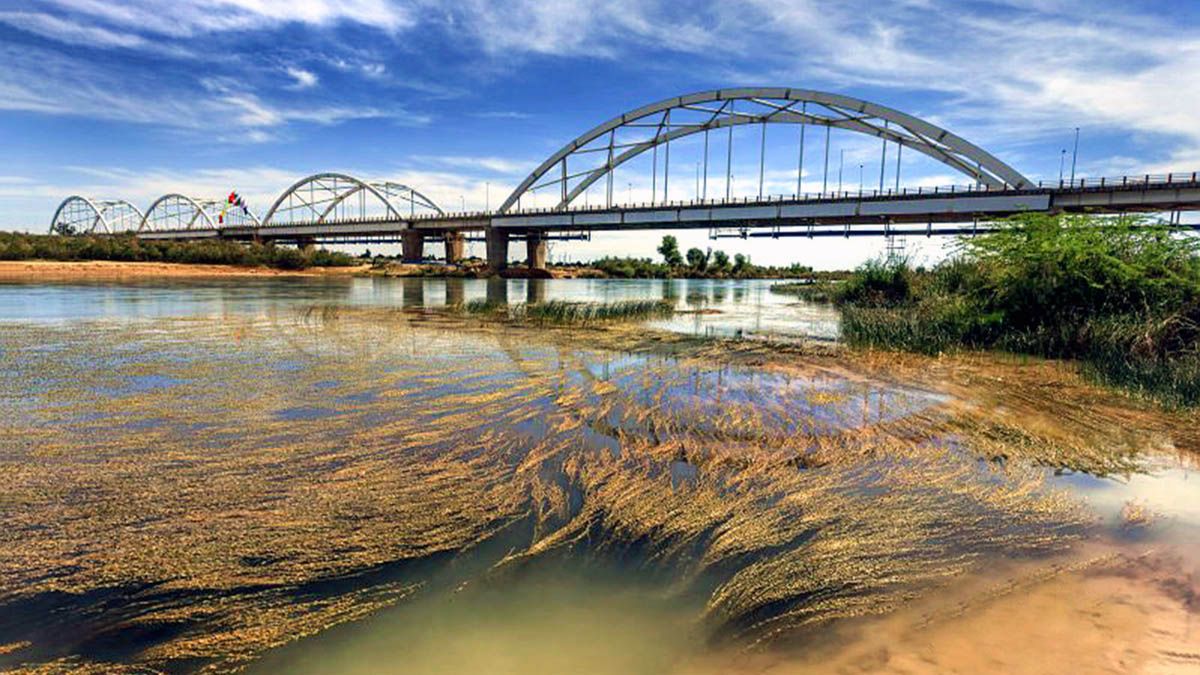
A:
[834, 213, 1200, 406]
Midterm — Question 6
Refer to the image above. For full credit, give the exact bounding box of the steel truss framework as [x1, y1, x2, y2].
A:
[49, 196, 145, 234]
[261, 173, 443, 227]
[498, 87, 1034, 213]
[139, 194, 261, 232]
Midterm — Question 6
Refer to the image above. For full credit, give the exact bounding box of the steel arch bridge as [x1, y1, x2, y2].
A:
[139, 194, 261, 232]
[498, 87, 1033, 213]
[50, 196, 145, 235]
[260, 172, 443, 227]
[48, 86, 1200, 272]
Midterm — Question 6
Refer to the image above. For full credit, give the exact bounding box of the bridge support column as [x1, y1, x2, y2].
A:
[526, 232, 547, 271]
[443, 232, 465, 264]
[296, 237, 316, 253]
[401, 231, 424, 264]
[486, 228, 509, 272]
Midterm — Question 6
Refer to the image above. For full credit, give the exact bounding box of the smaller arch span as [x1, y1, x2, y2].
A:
[50, 196, 145, 234]
[139, 194, 261, 232]
[261, 172, 443, 227]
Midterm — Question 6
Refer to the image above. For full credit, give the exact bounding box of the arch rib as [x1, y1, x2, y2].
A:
[50, 195, 108, 234]
[315, 181, 444, 223]
[261, 172, 433, 226]
[499, 88, 1032, 213]
[139, 194, 217, 232]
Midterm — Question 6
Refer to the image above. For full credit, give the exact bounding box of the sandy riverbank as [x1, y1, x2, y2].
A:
[0, 260, 370, 279]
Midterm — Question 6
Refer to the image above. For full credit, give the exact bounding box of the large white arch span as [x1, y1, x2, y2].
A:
[260, 172, 443, 226]
[498, 87, 1034, 213]
[50, 196, 145, 234]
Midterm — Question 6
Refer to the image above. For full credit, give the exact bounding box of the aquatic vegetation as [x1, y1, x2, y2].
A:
[457, 299, 676, 325]
[4, 309, 1192, 672]
[769, 281, 837, 303]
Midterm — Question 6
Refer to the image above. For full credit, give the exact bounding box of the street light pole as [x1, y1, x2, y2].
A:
[1069, 127, 1080, 185]
[837, 149, 844, 194]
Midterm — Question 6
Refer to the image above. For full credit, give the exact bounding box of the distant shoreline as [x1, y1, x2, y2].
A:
[0, 260, 370, 279]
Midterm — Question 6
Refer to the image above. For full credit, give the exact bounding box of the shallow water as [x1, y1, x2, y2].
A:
[0, 278, 1197, 673]
[0, 276, 840, 339]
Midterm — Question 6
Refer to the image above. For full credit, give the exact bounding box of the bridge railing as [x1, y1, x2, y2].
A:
[426, 170, 1199, 221]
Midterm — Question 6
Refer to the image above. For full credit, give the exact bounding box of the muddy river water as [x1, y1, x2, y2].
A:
[0, 277, 1196, 673]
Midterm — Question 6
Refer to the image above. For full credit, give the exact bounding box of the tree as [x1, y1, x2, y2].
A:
[686, 247, 708, 271]
[711, 250, 730, 274]
[732, 253, 749, 275]
[657, 235, 683, 266]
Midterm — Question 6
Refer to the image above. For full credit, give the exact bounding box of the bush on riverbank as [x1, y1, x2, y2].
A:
[833, 213, 1200, 405]
[0, 232, 356, 270]
[578, 255, 845, 280]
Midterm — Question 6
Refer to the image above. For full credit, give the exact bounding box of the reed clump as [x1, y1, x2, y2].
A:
[833, 213, 1200, 406]
[458, 299, 676, 325]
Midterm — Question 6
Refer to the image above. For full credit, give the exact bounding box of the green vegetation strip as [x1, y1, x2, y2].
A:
[0, 232, 356, 270]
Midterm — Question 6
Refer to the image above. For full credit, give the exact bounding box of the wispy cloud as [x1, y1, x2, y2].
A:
[0, 10, 150, 48]
[38, 0, 415, 38]
[285, 67, 319, 89]
[414, 155, 532, 174]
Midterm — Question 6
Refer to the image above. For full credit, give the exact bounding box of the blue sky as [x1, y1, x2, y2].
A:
[2, 0, 1198, 267]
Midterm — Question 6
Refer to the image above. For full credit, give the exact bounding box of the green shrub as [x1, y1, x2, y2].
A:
[833, 213, 1200, 405]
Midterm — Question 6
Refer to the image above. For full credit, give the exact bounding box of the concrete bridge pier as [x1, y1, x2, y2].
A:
[443, 232, 465, 264]
[486, 228, 509, 272]
[401, 230, 424, 263]
[296, 237, 316, 253]
[526, 232, 548, 271]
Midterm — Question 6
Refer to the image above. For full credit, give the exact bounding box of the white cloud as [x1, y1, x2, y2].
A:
[285, 67, 319, 89]
[0, 46, 409, 136]
[40, 0, 414, 37]
[0, 10, 150, 48]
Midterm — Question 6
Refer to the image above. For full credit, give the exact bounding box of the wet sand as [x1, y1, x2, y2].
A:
[0, 260, 369, 279]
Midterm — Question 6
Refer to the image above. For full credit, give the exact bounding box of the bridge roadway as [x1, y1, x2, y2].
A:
[135, 176, 1200, 270]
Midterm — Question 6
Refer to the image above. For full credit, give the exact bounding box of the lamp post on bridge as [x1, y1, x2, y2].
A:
[1070, 127, 1080, 186]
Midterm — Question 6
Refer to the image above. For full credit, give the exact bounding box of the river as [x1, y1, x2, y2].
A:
[0, 276, 1196, 673]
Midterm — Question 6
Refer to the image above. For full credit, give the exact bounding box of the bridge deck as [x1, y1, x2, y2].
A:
[132, 176, 1200, 243]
